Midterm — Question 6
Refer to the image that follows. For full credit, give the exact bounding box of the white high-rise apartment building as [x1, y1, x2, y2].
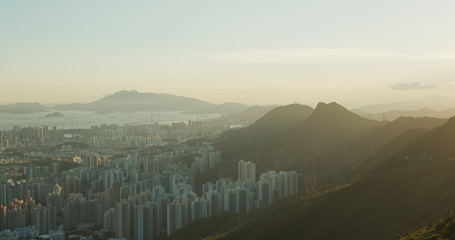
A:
[238, 160, 256, 183]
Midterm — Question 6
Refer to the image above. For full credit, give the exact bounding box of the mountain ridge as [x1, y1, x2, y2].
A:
[0, 102, 48, 114]
[360, 108, 455, 121]
[181, 114, 455, 240]
[354, 95, 455, 114]
[53, 90, 249, 114]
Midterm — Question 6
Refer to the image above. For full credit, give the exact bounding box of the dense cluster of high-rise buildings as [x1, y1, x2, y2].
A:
[0, 141, 225, 239]
[0, 125, 56, 148]
[0, 121, 299, 240]
[0, 120, 229, 150]
[109, 160, 298, 240]
[0, 147, 298, 240]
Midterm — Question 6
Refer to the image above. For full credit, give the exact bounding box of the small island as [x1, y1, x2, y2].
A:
[45, 112, 64, 118]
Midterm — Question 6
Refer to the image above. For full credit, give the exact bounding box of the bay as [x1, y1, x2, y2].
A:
[0, 110, 221, 131]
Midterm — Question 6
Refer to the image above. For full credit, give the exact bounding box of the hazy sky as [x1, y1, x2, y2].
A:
[1, 0, 455, 108]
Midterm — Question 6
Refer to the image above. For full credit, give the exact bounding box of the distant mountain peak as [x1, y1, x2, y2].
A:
[54, 90, 215, 112]
[111, 90, 138, 95]
[447, 115, 455, 123]
[243, 103, 314, 133]
[310, 102, 365, 121]
[107, 90, 146, 97]
[117, 89, 137, 94]
[259, 103, 313, 121]
[301, 102, 377, 137]
[53, 90, 251, 114]
[0, 102, 48, 114]
[314, 101, 348, 111]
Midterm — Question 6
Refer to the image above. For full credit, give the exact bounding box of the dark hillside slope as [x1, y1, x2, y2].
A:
[214, 158, 455, 240]
[218, 103, 314, 149]
[204, 102, 379, 190]
[167, 158, 455, 240]
[277, 102, 378, 160]
[196, 104, 313, 191]
[367, 116, 455, 174]
[350, 117, 447, 157]
[399, 212, 455, 240]
[351, 128, 429, 178]
[179, 110, 455, 240]
[206, 103, 447, 190]
[401, 116, 455, 160]
[266, 102, 379, 185]
[324, 117, 447, 184]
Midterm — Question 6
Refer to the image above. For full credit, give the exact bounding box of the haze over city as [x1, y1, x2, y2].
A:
[2, 1, 455, 107]
[3, 1, 455, 240]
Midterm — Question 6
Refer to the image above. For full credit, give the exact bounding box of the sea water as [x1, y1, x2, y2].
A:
[0, 111, 221, 130]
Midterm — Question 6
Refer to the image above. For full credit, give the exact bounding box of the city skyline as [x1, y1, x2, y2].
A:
[2, 1, 455, 107]
[2, 1, 455, 240]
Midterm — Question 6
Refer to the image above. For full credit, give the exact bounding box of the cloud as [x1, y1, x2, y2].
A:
[213, 48, 455, 64]
[390, 82, 436, 90]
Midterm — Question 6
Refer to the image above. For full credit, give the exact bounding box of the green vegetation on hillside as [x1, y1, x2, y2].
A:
[174, 105, 455, 240]
[399, 213, 455, 240]
[203, 103, 448, 192]
[194, 158, 455, 240]
[158, 213, 240, 240]
[195, 104, 313, 193]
